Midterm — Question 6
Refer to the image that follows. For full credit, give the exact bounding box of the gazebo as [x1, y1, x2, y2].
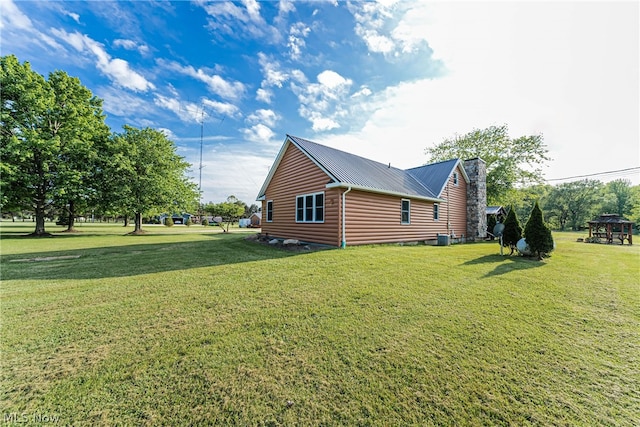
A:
[588, 214, 634, 245]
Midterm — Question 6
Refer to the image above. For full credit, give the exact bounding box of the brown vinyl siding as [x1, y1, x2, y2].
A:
[340, 166, 467, 245]
[261, 143, 341, 246]
[340, 190, 441, 245]
[437, 165, 467, 238]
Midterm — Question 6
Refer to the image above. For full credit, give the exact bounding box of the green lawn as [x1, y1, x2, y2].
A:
[1, 222, 639, 426]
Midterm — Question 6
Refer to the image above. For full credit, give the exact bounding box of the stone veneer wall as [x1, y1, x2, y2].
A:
[464, 158, 487, 241]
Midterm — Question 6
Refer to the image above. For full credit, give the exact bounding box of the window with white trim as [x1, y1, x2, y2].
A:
[296, 192, 324, 222]
[401, 199, 410, 224]
[266, 200, 273, 222]
[433, 203, 440, 221]
[453, 172, 459, 186]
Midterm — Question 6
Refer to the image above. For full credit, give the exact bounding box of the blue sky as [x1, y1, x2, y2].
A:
[2, 0, 638, 205]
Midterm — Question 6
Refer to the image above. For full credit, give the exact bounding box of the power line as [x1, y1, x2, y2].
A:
[546, 166, 640, 182]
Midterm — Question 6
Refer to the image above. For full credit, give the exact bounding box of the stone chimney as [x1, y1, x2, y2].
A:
[464, 158, 487, 241]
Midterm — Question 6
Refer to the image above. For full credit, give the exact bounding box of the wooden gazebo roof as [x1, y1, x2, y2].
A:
[588, 214, 634, 225]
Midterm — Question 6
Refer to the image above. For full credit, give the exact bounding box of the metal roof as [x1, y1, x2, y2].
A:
[486, 206, 506, 216]
[588, 214, 634, 224]
[258, 135, 463, 201]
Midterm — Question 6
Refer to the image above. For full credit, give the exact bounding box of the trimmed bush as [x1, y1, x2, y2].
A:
[164, 217, 174, 227]
[524, 201, 554, 259]
[185, 217, 193, 227]
[502, 205, 523, 255]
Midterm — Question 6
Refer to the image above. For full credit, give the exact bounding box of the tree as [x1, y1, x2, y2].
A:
[1, 55, 56, 236]
[46, 70, 110, 232]
[501, 205, 523, 255]
[523, 201, 554, 260]
[1, 56, 109, 235]
[487, 214, 497, 240]
[103, 126, 199, 234]
[545, 180, 603, 230]
[425, 124, 550, 205]
[204, 196, 245, 232]
[601, 179, 633, 217]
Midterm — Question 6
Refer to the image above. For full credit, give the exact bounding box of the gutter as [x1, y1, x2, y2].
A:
[341, 186, 352, 248]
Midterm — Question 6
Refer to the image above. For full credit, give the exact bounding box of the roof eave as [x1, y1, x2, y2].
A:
[326, 182, 445, 203]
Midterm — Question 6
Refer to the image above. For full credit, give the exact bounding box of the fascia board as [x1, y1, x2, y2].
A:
[326, 182, 445, 203]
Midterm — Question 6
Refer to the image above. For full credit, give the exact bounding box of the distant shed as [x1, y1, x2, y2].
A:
[250, 212, 261, 227]
[588, 214, 633, 245]
[486, 206, 507, 222]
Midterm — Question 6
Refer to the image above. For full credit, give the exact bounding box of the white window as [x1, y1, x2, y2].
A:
[266, 200, 273, 222]
[401, 199, 410, 224]
[433, 203, 440, 221]
[296, 192, 324, 223]
[453, 172, 459, 186]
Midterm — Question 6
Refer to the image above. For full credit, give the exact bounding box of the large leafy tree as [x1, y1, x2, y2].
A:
[425, 124, 550, 205]
[103, 125, 199, 234]
[1, 55, 57, 235]
[1, 55, 109, 235]
[601, 179, 633, 217]
[46, 71, 110, 231]
[544, 180, 603, 230]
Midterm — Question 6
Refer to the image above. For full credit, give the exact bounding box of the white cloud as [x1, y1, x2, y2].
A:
[293, 69, 353, 131]
[348, 0, 432, 58]
[243, 123, 276, 144]
[97, 86, 153, 120]
[196, 148, 275, 203]
[256, 88, 273, 104]
[65, 11, 80, 23]
[0, 0, 32, 31]
[200, 0, 279, 42]
[318, 2, 639, 187]
[242, 109, 280, 144]
[51, 29, 155, 92]
[258, 52, 289, 88]
[113, 38, 150, 55]
[288, 22, 311, 60]
[317, 70, 352, 90]
[158, 128, 177, 140]
[201, 98, 241, 119]
[247, 109, 279, 127]
[160, 60, 245, 101]
[154, 94, 203, 123]
[0, 0, 64, 50]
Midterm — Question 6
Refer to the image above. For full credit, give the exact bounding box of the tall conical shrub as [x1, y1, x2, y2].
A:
[502, 205, 522, 255]
[524, 201, 554, 259]
[487, 214, 497, 240]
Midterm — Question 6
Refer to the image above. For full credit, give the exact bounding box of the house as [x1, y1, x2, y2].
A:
[256, 135, 487, 247]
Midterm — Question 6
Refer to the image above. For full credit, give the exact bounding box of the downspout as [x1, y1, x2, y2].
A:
[341, 186, 352, 248]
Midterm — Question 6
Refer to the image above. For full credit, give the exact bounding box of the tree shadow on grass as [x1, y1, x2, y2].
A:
[462, 254, 545, 278]
[0, 233, 308, 281]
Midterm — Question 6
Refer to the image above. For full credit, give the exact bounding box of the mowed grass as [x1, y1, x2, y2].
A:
[1, 223, 638, 426]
